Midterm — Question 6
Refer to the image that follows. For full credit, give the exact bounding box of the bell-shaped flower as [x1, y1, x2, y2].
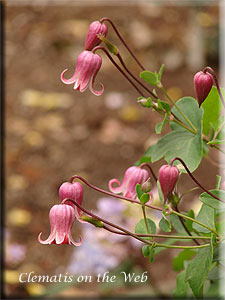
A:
[85, 21, 108, 50]
[61, 50, 104, 96]
[194, 71, 213, 106]
[59, 182, 83, 218]
[38, 203, 82, 246]
[109, 166, 149, 199]
[158, 165, 179, 201]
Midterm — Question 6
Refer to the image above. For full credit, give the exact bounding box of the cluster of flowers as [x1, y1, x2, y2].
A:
[38, 164, 179, 246]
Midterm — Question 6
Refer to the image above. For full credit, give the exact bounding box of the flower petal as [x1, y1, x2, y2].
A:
[68, 232, 82, 246]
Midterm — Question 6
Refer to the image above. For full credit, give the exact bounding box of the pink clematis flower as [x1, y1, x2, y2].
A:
[38, 203, 82, 246]
[85, 21, 108, 50]
[109, 166, 149, 199]
[158, 164, 179, 201]
[59, 182, 83, 218]
[194, 71, 213, 107]
[61, 50, 104, 96]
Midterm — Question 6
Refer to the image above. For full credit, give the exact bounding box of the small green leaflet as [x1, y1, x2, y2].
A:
[135, 218, 156, 235]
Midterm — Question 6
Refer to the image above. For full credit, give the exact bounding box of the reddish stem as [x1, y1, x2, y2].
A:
[170, 157, 225, 203]
[92, 46, 146, 97]
[100, 17, 145, 71]
[69, 175, 163, 212]
[140, 163, 158, 183]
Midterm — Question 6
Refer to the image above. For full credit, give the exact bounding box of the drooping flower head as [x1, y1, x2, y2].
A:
[38, 203, 82, 246]
[59, 182, 83, 217]
[158, 165, 179, 201]
[85, 21, 108, 50]
[109, 166, 149, 199]
[61, 50, 104, 96]
[194, 71, 213, 106]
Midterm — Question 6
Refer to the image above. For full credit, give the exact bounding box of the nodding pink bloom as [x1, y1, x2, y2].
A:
[61, 50, 104, 96]
[109, 166, 149, 200]
[85, 21, 108, 50]
[159, 165, 179, 201]
[59, 182, 83, 218]
[194, 71, 213, 106]
[38, 204, 82, 246]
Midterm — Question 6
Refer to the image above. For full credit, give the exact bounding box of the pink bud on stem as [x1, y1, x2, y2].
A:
[158, 165, 179, 204]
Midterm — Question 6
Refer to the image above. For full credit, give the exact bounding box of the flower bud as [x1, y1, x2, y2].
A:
[194, 71, 213, 106]
[59, 182, 83, 217]
[85, 21, 108, 50]
[158, 165, 179, 201]
[142, 178, 152, 193]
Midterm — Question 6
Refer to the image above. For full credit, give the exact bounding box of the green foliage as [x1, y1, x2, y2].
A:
[173, 270, 189, 299]
[201, 86, 224, 136]
[173, 249, 196, 272]
[140, 70, 158, 87]
[135, 218, 156, 235]
[136, 183, 144, 199]
[185, 209, 195, 232]
[157, 180, 164, 205]
[140, 193, 150, 205]
[159, 214, 171, 232]
[185, 245, 213, 297]
[192, 204, 216, 233]
[143, 97, 203, 172]
[155, 113, 168, 134]
[200, 190, 225, 210]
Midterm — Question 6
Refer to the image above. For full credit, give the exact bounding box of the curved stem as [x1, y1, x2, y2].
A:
[140, 163, 158, 182]
[100, 17, 145, 70]
[70, 174, 220, 236]
[160, 87, 197, 133]
[171, 210, 219, 237]
[116, 52, 156, 99]
[203, 66, 225, 108]
[92, 46, 146, 97]
[63, 198, 154, 246]
[174, 206, 200, 245]
[102, 225, 216, 240]
[70, 175, 163, 212]
[63, 199, 211, 249]
[170, 157, 225, 203]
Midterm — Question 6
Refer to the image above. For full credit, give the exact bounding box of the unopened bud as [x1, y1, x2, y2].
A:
[194, 71, 213, 107]
[85, 21, 108, 50]
[159, 165, 179, 201]
[142, 178, 152, 193]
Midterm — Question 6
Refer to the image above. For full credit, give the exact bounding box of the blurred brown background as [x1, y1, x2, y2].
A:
[5, 1, 220, 298]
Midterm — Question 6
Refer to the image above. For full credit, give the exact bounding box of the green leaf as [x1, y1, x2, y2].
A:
[169, 214, 188, 234]
[140, 193, 150, 205]
[173, 249, 196, 272]
[149, 244, 155, 263]
[155, 113, 168, 134]
[199, 190, 225, 210]
[142, 245, 150, 258]
[215, 175, 221, 190]
[135, 218, 156, 235]
[144, 97, 203, 173]
[140, 71, 158, 86]
[159, 215, 171, 232]
[192, 204, 216, 233]
[173, 270, 189, 299]
[157, 180, 164, 205]
[136, 184, 144, 200]
[185, 245, 213, 298]
[185, 209, 195, 232]
[207, 139, 225, 145]
[137, 97, 152, 108]
[202, 86, 224, 136]
[157, 99, 170, 112]
[158, 64, 164, 81]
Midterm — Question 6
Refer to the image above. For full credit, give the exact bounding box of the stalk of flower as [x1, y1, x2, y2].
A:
[62, 199, 211, 250]
[60, 50, 104, 96]
[170, 157, 225, 203]
[38, 203, 82, 246]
